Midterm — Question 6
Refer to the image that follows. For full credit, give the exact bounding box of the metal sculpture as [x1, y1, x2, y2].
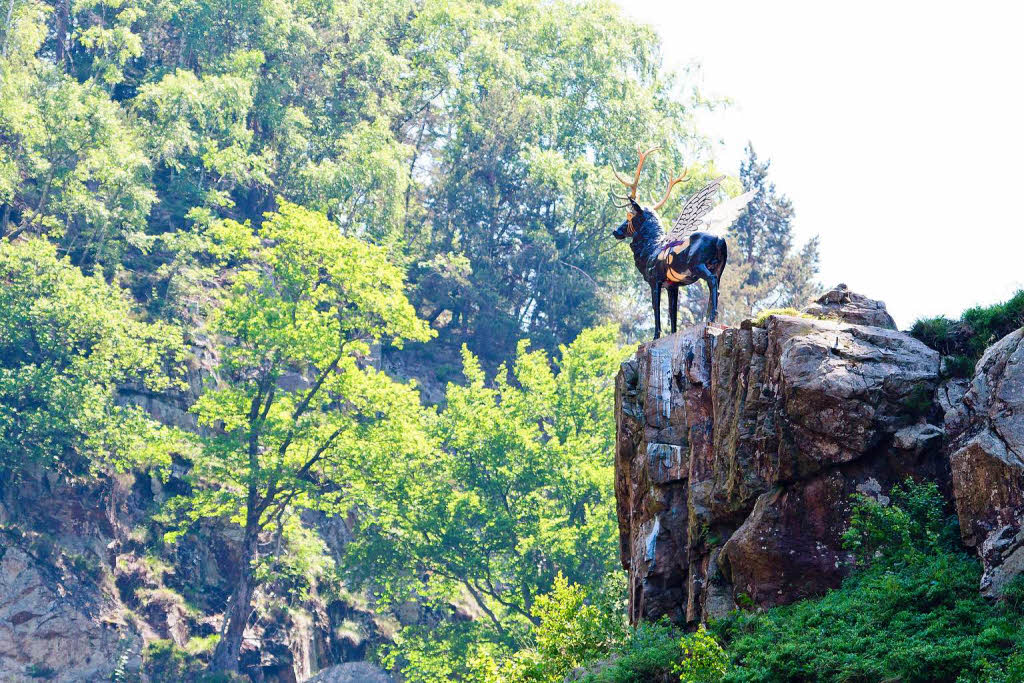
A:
[611, 147, 755, 339]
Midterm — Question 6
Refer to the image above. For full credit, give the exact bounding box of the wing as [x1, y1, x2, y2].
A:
[664, 176, 726, 243]
[697, 189, 756, 237]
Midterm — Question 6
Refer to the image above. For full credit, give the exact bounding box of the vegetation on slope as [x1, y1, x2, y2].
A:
[483, 481, 1024, 683]
[714, 480, 1024, 682]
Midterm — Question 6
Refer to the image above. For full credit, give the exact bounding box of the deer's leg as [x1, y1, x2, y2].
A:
[694, 264, 719, 323]
[651, 281, 662, 339]
[667, 286, 678, 334]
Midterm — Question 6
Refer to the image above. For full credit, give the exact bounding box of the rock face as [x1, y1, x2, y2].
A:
[307, 662, 393, 682]
[615, 292, 948, 624]
[0, 462, 390, 681]
[947, 328, 1024, 597]
[0, 547, 142, 682]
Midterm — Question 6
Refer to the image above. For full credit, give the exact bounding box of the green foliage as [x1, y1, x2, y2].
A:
[0, 238, 184, 479]
[144, 639, 200, 681]
[582, 620, 685, 683]
[161, 201, 433, 669]
[673, 626, 729, 683]
[943, 354, 976, 380]
[24, 663, 56, 679]
[714, 480, 1024, 682]
[1001, 575, 1024, 613]
[0, 2, 155, 273]
[910, 289, 1024, 366]
[528, 574, 630, 676]
[841, 479, 947, 566]
[489, 573, 629, 683]
[960, 289, 1024, 357]
[143, 635, 223, 681]
[354, 326, 627, 675]
[910, 315, 959, 355]
[4, 0, 721, 358]
[901, 383, 936, 420]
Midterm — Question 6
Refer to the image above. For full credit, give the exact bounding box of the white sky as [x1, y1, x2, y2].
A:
[619, 0, 1024, 328]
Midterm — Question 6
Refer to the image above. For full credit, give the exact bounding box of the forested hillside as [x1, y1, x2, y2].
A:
[0, 0, 824, 680]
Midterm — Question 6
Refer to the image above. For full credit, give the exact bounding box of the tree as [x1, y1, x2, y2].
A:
[399, 0, 713, 361]
[0, 2, 155, 275]
[0, 237, 182, 479]
[346, 326, 627, 678]
[163, 201, 434, 672]
[683, 144, 821, 325]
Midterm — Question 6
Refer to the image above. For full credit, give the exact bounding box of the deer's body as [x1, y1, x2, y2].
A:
[615, 207, 727, 338]
[609, 146, 748, 340]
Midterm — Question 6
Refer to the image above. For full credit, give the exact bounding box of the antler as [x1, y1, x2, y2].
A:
[650, 169, 690, 211]
[609, 191, 633, 209]
[612, 146, 661, 199]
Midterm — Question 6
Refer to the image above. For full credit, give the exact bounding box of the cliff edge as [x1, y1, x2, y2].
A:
[615, 285, 1023, 625]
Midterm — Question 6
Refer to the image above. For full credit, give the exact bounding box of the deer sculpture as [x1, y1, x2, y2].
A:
[611, 147, 755, 339]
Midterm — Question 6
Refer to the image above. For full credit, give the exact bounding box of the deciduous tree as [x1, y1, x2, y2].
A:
[163, 201, 434, 672]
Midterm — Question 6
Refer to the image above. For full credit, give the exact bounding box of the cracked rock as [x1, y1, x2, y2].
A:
[947, 327, 1024, 597]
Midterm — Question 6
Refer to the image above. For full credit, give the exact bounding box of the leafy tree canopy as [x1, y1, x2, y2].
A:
[0, 237, 183, 478]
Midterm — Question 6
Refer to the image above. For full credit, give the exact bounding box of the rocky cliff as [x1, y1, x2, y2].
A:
[0, 465, 398, 682]
[0, 342, 399, 682]
[615, 285, 1024, 625]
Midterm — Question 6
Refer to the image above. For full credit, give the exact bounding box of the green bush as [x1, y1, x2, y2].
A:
[143, 637, 219, 682]
[583, 620, 685, 683]
[942, 354, 976, 379]
[841, 479, 948, 565]
[674, 626, 729, 683]
[523, 573, 629, 681]
[144, 640, 189, 681]
[901, 383, 935, 419]
[713, 480, 1024, 682]
[960, 290, 1024, 357]
[910, 290, 1024, 369]
[909, 316, 959, 355]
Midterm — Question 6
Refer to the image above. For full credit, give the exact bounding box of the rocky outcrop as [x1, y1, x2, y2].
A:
[0, 463, 391, 681]
[615, 290, 948, 624]
[803, 283, 897, 330]
[946, 328, 1024, 597]
[0, 546, 142, 682]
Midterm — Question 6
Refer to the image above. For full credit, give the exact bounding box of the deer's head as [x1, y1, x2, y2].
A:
[611, 146, 688, 240]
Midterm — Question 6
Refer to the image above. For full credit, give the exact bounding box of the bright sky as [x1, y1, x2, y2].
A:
[620, 0, 1024, 328]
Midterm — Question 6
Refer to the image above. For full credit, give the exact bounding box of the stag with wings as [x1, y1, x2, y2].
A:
[611, 147, 755, 339]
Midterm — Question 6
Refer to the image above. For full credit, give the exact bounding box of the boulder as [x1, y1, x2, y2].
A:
[947, 328, 1024, 597]
[803, 283, 898, 330]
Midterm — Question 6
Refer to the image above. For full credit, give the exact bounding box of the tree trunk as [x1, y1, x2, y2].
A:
[208, 524, 259, 673]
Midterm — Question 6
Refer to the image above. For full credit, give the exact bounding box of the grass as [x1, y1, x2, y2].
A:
[751, 308, 814, 327]
[910, 290, 1024, 376]
[750, 308, 834, 328]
